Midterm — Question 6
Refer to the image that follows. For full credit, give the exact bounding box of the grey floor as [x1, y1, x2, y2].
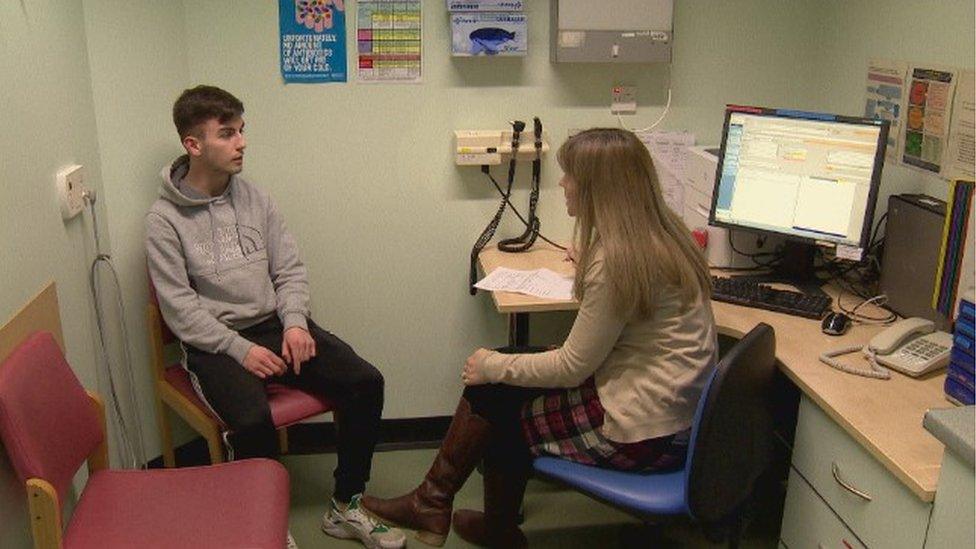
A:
[282, 448, 781, 548]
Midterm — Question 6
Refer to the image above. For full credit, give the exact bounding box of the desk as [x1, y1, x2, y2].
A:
[478, 243, 577, 347]
[477, 243, 951, 503]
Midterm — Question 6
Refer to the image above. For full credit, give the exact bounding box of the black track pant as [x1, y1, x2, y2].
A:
[184, 316, 384, 502]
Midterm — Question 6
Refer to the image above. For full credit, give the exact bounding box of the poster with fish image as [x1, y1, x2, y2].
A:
[451, 12, 527, 56]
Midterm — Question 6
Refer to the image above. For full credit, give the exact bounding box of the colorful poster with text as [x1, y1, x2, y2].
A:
[280, 0, 348, 83]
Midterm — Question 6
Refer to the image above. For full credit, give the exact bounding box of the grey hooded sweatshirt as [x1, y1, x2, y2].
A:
[146, 155, 310, 365]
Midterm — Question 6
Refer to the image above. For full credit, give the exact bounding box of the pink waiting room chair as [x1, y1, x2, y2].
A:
[0, 331, 291, 549]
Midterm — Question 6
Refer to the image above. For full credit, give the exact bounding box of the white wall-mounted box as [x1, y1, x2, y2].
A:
[455, 130, 549, 165]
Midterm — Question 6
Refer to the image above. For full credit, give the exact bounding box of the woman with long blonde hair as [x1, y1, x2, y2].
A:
[362, 128, 718, 548]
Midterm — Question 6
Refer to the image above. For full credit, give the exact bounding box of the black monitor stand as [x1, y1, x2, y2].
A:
[730, 240, 826, 296]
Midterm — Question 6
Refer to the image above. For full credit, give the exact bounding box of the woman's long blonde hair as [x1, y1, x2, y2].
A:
[557, 128, 710, 319]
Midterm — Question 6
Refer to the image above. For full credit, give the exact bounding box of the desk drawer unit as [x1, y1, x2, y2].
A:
[782, 469, 866, 549]
[790, 396, 933, 548]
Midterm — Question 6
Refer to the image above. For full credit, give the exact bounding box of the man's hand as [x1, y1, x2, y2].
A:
[461, 348, 493, 386]
[243, 345, 287, 379]
[282, 326, 316, 375]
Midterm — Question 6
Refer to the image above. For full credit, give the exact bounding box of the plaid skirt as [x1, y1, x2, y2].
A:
[520, 377, 689, 472]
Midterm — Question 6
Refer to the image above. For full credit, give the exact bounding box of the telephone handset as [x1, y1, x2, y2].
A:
[865, 317, 953, 377]
[819, 317, 953, 379]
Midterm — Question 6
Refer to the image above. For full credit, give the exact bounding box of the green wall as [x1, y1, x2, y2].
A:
[1, 1, 106, 544]
[0, 1, 972, 546]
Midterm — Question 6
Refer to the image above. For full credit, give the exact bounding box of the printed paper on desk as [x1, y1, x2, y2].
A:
[475, 267, 574, 300]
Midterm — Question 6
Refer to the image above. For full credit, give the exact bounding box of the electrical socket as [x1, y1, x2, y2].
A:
[56, 164, 86, 220]
[611, 85, 637, 115]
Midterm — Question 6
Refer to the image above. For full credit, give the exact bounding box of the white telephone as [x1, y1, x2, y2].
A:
[819, 317, 953, 379]
[865, 317, 953, 377]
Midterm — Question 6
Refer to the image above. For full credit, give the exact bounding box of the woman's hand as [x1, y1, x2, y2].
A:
[564, 245, 577, 263]
[461, 348, 493, 386]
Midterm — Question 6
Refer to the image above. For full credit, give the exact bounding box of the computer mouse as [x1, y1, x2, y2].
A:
[821, 312, 852, 336]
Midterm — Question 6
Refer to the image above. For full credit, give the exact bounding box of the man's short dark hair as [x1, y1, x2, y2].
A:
[172, 85, 244, 139]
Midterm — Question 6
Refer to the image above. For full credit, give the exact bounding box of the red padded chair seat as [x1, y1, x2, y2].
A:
[64, 459, 289, 549]
[163, 364, 335, 428]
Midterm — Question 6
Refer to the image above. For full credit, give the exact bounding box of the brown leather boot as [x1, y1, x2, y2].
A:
[361, 398, 490, 546]
[452, 465, 529, 548]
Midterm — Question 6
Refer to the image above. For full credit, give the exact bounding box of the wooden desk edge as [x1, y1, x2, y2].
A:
[718, 324, 938, 502]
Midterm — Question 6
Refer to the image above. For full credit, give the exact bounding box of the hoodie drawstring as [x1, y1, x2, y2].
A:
[208, 202, 220, 278]
[229, 189, 247, 260]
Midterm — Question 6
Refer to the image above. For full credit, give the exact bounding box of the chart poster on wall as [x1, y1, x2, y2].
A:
[901, 65, 958, 175]
[279, 0, 348, 83]
[634, 130, 695, 215]
[357, 0, 423, 83]
[864, 59, 907, 162]
[945, 70, 975, 181]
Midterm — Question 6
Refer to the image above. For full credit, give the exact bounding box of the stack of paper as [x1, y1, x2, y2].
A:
[475, 267, 574, 300]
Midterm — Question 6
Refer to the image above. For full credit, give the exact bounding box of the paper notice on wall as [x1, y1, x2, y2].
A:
[634, 130, 695, 215]
[901, 65, 958, 176]
[278, 0, 348, 83]
[945, 70, 975, 181]
[864, 59, 908, 161]
[357, 0, 423, 83]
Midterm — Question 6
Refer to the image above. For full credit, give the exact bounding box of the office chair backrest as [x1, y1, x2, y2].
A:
[0, 332, 104, 503]
[684, 323, 776, 522]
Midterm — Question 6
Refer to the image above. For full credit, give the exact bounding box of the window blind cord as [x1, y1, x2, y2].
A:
[84, 191, 147, 469]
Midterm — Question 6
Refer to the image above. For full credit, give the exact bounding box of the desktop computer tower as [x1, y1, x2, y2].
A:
[880, 194, 950, 330]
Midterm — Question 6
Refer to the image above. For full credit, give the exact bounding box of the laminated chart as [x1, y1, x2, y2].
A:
[358, 1, 422, 82]
[902, 66, 958, 175]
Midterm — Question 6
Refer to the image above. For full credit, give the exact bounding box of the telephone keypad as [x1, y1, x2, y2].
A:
[898, 339, 950, 366]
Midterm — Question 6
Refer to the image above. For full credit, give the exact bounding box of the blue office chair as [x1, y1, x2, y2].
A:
[534, 323, 777, 547]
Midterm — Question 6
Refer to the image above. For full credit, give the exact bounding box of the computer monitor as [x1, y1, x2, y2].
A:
[709, 105, 889, 282]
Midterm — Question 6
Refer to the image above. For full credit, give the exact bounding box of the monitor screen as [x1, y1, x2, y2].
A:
[710, 106, 889, 251]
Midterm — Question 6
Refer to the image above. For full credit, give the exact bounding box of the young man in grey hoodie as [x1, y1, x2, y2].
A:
[146, 85, 405, 549]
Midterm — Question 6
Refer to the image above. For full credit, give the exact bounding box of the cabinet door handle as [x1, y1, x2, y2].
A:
[831, 462, 872, 501]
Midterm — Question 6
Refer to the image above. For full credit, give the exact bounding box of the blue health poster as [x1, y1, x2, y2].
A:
[279, 0, 347, 83]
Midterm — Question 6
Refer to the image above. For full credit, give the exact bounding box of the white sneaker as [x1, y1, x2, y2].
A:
[321, 494, 406, 549]
[286, 530, 298, 549]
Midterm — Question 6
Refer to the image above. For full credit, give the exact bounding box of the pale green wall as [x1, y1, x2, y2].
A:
[0, 1, 107, 545]
[175, 0, 827, 423]
[81, 0, 195, 455]
[815, 0, 976, 207]
[0, 1, 972, 546]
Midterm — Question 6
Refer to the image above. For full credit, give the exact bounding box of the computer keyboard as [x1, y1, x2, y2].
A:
[710, 276, 832, 319]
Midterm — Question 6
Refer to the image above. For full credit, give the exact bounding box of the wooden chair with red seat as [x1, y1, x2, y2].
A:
[147, 280, 335, 466]
[0, 331, 291, 549]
